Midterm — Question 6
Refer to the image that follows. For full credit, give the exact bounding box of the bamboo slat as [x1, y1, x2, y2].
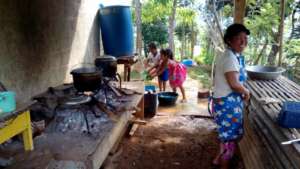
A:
[239, 77, 300, 169]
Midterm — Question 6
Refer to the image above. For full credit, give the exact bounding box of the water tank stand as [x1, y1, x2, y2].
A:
[117, 56, 138, 81]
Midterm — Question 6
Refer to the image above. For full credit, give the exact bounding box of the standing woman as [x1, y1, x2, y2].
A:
[212, 24, 250, 169]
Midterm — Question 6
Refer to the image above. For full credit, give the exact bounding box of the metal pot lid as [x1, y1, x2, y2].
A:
[71, 67, 102, 75]
[96, 55, 117, 61]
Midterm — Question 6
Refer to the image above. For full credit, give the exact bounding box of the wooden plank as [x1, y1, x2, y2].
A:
[252, 118, 285, 169]
[234, 0, 247, 24]
[278, 76, 300, 92]
[274, 78, 300, 98]
[247, 81, 280, 117]
[129, 118, 147, 125]
[250, 98, 300, 168]
[254, 117, 294, 169]
[88, 110, 132, 169]
[129, 124, 139, 136]
[239, 114, 266, 169]
[259, 80, 300, 138]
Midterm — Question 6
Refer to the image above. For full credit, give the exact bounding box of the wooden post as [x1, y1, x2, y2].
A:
[278, 0, 286, 66]
[135, 0, 142, 57]
[234, 0, 247, 24]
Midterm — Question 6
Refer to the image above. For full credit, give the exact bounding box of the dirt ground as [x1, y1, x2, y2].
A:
[109, 76, 245, 169]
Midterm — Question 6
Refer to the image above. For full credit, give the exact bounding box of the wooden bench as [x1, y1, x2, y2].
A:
[0, 104, 34, 151]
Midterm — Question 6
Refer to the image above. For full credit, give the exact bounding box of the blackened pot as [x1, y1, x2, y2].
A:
[71, 67, 102, 92]
[95, 55, 117, 78]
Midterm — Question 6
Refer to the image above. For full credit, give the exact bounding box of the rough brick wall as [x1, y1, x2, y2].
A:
[0, 0, 100, 103]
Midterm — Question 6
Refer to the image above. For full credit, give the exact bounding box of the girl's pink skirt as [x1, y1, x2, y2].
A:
[168, 63, 187, 88]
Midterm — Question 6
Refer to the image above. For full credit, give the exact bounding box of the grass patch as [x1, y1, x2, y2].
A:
[188, 66, 212, 89]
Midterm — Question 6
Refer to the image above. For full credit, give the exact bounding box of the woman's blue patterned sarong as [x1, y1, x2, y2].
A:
[213, 92, 244, 142]
[212, 54, 247, 142]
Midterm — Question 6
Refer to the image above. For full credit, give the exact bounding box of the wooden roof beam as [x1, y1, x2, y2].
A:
[234, 0, 246, 24]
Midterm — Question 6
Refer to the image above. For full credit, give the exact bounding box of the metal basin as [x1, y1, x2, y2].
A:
[246, 65, 285, 80]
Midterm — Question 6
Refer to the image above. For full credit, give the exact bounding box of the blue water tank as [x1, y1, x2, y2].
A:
[99, 6, 134, 57]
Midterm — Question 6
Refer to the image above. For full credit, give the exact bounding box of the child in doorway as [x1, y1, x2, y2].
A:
[149, 48, 187, 102]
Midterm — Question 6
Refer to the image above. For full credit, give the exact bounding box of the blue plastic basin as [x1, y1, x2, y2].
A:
[158, 92, 178, 106]
[182, 59, 194, 67]
[0, 91, 16, 114]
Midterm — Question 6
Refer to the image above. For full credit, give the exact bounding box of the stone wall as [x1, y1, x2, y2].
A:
[0, 0, 100, 103]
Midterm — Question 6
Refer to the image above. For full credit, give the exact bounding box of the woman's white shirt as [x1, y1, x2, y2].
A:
[147, 52, 160, 66]
[213, 49, 240, 98]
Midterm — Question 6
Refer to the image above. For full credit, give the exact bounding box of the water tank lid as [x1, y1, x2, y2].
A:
[99, 0, 131, 8]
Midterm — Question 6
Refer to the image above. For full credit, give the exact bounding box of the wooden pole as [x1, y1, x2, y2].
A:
[135, 0, 142, 57]
[168, 0, 177, 54]
[234, 0, 247, 24]
[278, 0, 285, 66]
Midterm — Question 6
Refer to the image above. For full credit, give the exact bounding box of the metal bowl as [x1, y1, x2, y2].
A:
[246, 65, 285, 80]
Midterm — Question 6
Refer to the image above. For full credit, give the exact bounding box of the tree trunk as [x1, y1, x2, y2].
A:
[268, 44, 279, 66]
[135, 0, 143, 57]
[289, 9, 296, 40]
[210, 1, 225, 48]
[168, 0, 177, 54]
[190, 25, 196, 58]
[183, 35, 186, 60]
[277, 0, 285, 66]
[180, 42, 184, 61]
[254, 40, 268, 65]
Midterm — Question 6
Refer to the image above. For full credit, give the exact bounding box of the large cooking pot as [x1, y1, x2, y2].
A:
[95, 55, 117, 78]
[70, 67, 102, 92]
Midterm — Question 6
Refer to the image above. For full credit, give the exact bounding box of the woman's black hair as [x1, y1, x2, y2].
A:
[160, 48, 167, 56]
[165, 48, 174, 60]
[223, 23, 250, 46]
[148, 42, 157, 49]
[160, 48, 174, 60]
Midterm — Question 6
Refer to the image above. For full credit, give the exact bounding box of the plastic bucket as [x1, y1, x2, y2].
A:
[144, 92, 157, 118]
[0, 91, 16, 114]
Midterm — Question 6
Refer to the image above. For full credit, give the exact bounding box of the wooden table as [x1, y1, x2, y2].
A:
[0, 103, 34, 151]
[6, 81, 144, 169]
[239, 76, 300, 169]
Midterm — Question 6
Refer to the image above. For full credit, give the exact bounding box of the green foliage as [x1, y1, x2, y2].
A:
[175, 7, 198, 59]
[142, 0, 170, 23]
[139, 0, 170, 54]
[223, 4, 233, 17]
[201, 48, 214, 65]
[285, 39, 300, 59]
[175, 23, 192, 40]
[245, 2, 280, 41]
[142, 21, 168, 52]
